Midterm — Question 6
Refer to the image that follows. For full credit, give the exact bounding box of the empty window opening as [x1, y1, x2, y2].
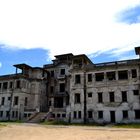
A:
[1, 97, 5, 105]
[133, 90, 139, 95]
[50, 70, 54, 77]
[9, 82, 13, 89]
[135, 110, 140, 119]
[0, 83, 1, 89]
[109, 92, 115, 102]
[59, 83, 65, 92]
[60, 69, 65, 75]
[118, 70, 128, 80]
[49, 100, 52, 106]
[78, 111, 81, 119]
[122, 91, 127, 102]
[95, 73, 104, 81]
[107, 71, 116, 80]
[16, 80, 20, 88]
[8, 97, 11, 101]
[98, 111, 103, 119]
[0, 111, 3, 117]
[88, 92, 92, 98]
[75, 74, 81, 84]
[132, 69, 137, 78]
[73, 111, 77, 119]
[12, 111, 15, 118]
[15, 111, 18, 118]
[62, 114, 66, 118]
[54, 97, 63, 108]
[73, 59, 83, 67]
[88, 74, 92, 82]
[57, 113, 60, 118]
[75, 93, 81, 104]
[24, 97, 28, 106]
[123, 110, 128, 119]
[98, 92, 103, 103]
[50, 86, 54, 93]
[14, 96, 19, 105]
[88, 111, 93, 119]
[6, 111, 9, 118]
[3, 82, 8, 89]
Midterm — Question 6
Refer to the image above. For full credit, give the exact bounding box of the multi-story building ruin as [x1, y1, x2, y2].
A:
[0, 47, 140, 123]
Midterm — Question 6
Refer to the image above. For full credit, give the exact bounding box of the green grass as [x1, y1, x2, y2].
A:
[113, 123, 140, 128]
[0, 123, 7, 127]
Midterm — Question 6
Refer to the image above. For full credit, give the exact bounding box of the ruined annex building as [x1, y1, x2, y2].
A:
[0, 47, 140, 124]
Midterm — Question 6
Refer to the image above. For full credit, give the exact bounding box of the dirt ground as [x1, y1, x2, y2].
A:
[0, 123, 140, 140]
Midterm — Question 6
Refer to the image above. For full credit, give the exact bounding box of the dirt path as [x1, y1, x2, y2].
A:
[0, 123, 140, 140]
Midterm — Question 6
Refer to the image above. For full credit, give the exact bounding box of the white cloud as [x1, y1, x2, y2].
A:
[0, 0, 140, 58]
[0, 62, 2, 68]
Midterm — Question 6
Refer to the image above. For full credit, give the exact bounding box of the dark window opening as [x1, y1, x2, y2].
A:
[12, 111, 15, 118]
[49, 100, 52, 106]
[0, 83, 2, 89]
[133, 90, 139, 95]
[59, 83, 65, 92]
[88, 111, 93, 119]
[122, 91, 127, 102]
[8, 97, 11, 101]
[24, 97, 28, 106]
[123, 110, 128, 119]
[54, 97, 63, 108]
[95, 73, 104, 81]
[15, 111, 18, 118]
[73, 59, 83, 67]
[0, 111, 3, 117]
[50, 86, 54, 93]
[88, 92, 92, 98]
[88, 74, 92, 82]
[60, 69, 65, 75]
[132, 69, 137, 78]
[16, 80, 20, 88]
[14, 96, 19, 105]
[135, 110, 140, 119]
[118, 70, 128, 80]
[50, 70, 54, 77]
[78, 111, 81, 119]
[57, 113, 60, 118]
[109, 92, 115, 102]
[1, 97, 5, 105]
[52, 113, 55, 118]
[75, 74, 81, 84]
[75, 94, 81, 104]
[107, 71, 116, 80]
[6, 111, 9, 118]
[98, 111, 103, 119]
[62, 114, 66, 118]
[98, 92, 103, 103]
[3, 82, 8, 89]
[74, 111, 77, 119]
[9, 82, 13, 89]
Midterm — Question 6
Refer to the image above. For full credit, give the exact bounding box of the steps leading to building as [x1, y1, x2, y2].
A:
[27, 112, 52, 123]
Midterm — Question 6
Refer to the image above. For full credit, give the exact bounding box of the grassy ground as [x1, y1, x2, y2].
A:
[114, 123, 140, 128]
[41, 120, 140, 128]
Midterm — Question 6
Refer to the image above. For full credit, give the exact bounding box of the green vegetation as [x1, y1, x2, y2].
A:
[114, 123, 140, 129]
[41, 121, 140, 128]
[0, 123, 7, 127]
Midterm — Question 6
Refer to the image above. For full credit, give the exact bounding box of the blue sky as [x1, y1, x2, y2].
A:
[0, 0, 140, 75]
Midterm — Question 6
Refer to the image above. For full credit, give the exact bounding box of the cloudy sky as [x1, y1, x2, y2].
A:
[0, 0, 140, 74]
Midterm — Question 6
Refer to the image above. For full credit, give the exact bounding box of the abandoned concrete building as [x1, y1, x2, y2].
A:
[0, 47, 140, 123]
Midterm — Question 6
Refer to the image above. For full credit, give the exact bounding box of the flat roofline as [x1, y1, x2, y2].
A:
[13, 64, 32, 69]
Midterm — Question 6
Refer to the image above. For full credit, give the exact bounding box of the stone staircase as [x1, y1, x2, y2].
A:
[27, 112, 50, 123]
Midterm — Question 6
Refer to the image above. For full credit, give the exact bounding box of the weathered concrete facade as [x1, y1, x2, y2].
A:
[0, 64, 47, 121]
[0, 50, 140, 123]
